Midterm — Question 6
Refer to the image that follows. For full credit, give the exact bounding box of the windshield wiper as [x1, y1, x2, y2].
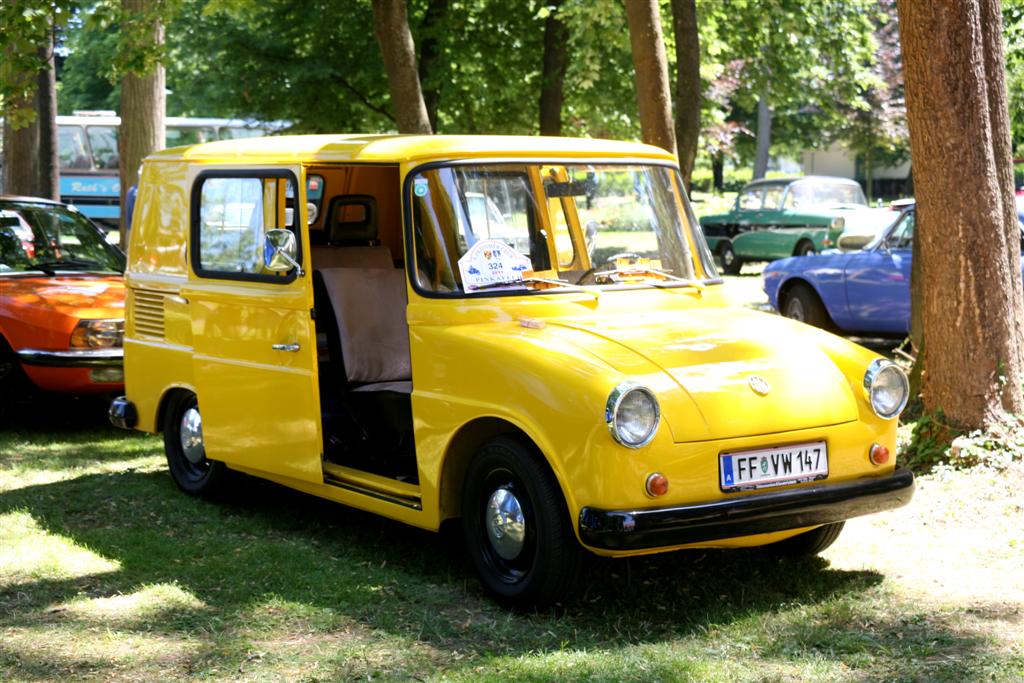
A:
[468, 277, 600, 298]
[594, 266, 705, 292]
[31, 258, 109, 272]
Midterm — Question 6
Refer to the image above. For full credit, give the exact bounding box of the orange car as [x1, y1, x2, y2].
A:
[0, 196, 125, 394]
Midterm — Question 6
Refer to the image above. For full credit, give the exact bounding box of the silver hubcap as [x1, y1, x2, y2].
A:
[180, 407, 205, 464]
[485, 487, 526, 560]
[786, 297, 805, 321]
[722, 248, 734, 265]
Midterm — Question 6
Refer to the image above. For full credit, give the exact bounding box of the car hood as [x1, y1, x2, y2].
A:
[2, 275, 125, 318]
[549, 307, 860, 442]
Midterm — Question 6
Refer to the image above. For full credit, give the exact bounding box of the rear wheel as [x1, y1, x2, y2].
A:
[163, 392, 230, 497]
[717, 242, 742, 275]
[461, 436, 582, 609]
[767, 521, 845, 556]
[782, 282, 832, 330]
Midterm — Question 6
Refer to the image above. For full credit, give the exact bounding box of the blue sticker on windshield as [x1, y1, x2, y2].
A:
[413, 178, 429, 197]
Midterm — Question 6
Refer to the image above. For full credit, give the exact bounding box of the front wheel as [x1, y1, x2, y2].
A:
[163, 392, 230, 497]
[795, 240, 817, 257]
[461, 436, 582, 608]
[782, 282, 832, 330]
[767, 521, 845, 557]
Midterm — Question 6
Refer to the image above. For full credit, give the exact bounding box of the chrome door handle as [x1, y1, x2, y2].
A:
[272, 343, 300, 352]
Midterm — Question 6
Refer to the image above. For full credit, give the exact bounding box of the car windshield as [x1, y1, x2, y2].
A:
[0, 201, 125, 274]
[410, 162, 717, 294]
[785, 179, 867, 208]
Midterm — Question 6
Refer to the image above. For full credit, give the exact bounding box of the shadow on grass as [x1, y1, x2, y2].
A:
[2, 461, 1009, 681]
[0, 395, 160, 471]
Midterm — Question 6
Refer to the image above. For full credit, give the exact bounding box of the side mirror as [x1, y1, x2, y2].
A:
[264, 229, 303, 275]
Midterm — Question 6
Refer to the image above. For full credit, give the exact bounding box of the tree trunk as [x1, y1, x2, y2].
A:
[539, 0, 569, 136]
[119, 0, 166, 245]
[36, 28, 59, 201]
[864, 147, 874, 204]
[624, 0, 676, 154]
[2, 118, 38, 197]
[712, 151, 724, 193]
[418, 0, 448, 132]
[898, 0, 1024, 429]
[752, 91, 772, 179]
[670, 0, 700, 192]
[372, 0, 432, 134]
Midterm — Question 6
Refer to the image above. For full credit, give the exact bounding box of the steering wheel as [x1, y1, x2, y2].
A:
[574, 252, 641, 285]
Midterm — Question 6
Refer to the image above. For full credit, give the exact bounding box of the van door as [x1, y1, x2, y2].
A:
[182, 167, 323, 483]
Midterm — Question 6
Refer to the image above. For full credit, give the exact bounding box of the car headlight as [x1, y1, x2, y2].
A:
[605, 382, 660, 448]
[863, 359, 909, 419]
[70, 319, 125, 349]
[831, 216, 846, 230]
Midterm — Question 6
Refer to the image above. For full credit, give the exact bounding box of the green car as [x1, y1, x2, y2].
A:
[700, 176, 868, 274]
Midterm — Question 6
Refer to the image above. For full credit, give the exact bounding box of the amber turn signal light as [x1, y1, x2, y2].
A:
[869, 443, 890, 466]
[645, 472, 669, 497]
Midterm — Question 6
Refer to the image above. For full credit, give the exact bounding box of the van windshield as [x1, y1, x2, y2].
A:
[0, 201, 125, 275]
[410, 162, 717, 294]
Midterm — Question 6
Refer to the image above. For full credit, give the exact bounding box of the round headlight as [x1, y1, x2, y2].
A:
[605, 383, 660, 448]
[863, 359, 909, 419]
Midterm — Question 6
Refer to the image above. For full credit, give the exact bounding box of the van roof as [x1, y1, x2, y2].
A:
[146, 134, 678, 165]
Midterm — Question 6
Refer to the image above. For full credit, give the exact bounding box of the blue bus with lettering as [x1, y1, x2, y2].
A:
[57, 112, 283, 229]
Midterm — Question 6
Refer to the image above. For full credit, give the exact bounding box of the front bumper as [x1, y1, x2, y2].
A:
[17, 347, 123, 368]
[578, 467, 915, 551]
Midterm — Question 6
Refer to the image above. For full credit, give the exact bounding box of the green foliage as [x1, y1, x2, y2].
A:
[901, 410, 1024, 473]
[0, 1, 79, 127]
[1005, 0, 1024, 158]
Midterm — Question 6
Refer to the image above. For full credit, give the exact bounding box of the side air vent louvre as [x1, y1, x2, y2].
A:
[132, 289, 166, 340]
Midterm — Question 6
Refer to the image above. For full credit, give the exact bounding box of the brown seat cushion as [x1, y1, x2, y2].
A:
[317, 267, 410, 387]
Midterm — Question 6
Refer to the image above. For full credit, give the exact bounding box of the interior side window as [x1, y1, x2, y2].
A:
[738, 188, 763, 210]
[194, 173, 300, 280]
[886, 213, 915, 250]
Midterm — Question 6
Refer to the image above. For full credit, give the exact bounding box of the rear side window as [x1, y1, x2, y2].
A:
[191, 170, 302, 283]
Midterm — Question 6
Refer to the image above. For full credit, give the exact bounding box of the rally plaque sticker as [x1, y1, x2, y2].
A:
[458, 239, 533, 291]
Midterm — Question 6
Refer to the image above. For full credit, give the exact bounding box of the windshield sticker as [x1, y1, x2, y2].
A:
[458, 239, 533, 291]
[413, 177, 429, 197]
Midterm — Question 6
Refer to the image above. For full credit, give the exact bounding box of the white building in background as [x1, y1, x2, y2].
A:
[802, 142, 912, 200]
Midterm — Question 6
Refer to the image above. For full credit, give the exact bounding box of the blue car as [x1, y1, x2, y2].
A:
[764, 203, 1023, 335]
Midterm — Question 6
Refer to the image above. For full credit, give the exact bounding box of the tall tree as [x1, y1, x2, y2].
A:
[372, 0, 432, 134]
[417, 0, 449, 132]
[116, 0, 166, 242]
[36, 26, 59, 200]
[0, 1, 69, 198]
[898, 0, 1024, 431]
[539, 0, 569, 136]
[623, 0, 675, 153]
[671, 0, 699, 190]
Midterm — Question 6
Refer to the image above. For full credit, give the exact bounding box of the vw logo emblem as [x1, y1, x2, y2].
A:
[748, 375, 771, 396]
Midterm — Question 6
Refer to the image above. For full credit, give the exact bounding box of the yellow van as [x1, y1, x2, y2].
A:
[110, 135, 914, 607]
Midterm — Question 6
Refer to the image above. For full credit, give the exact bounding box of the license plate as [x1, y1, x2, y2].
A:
[720, 441, 828, 491]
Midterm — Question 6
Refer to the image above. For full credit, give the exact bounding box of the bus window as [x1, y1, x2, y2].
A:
[86, 126, 119, 169]
[167, 126, 217, 146]
[58, 126, 91, 170]
[219, 127, 264, 139]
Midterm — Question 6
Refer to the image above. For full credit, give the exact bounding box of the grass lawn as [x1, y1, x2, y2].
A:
[1, 396, 1021, 682]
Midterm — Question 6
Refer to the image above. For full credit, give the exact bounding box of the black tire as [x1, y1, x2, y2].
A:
[767, 521, 845, 557]
[795, 240, 817, 257]
[163, 392, 231, 497]
[781, 282, 832, 330]
[461, 436, 582, 609]
[718, 242, 742, 275]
